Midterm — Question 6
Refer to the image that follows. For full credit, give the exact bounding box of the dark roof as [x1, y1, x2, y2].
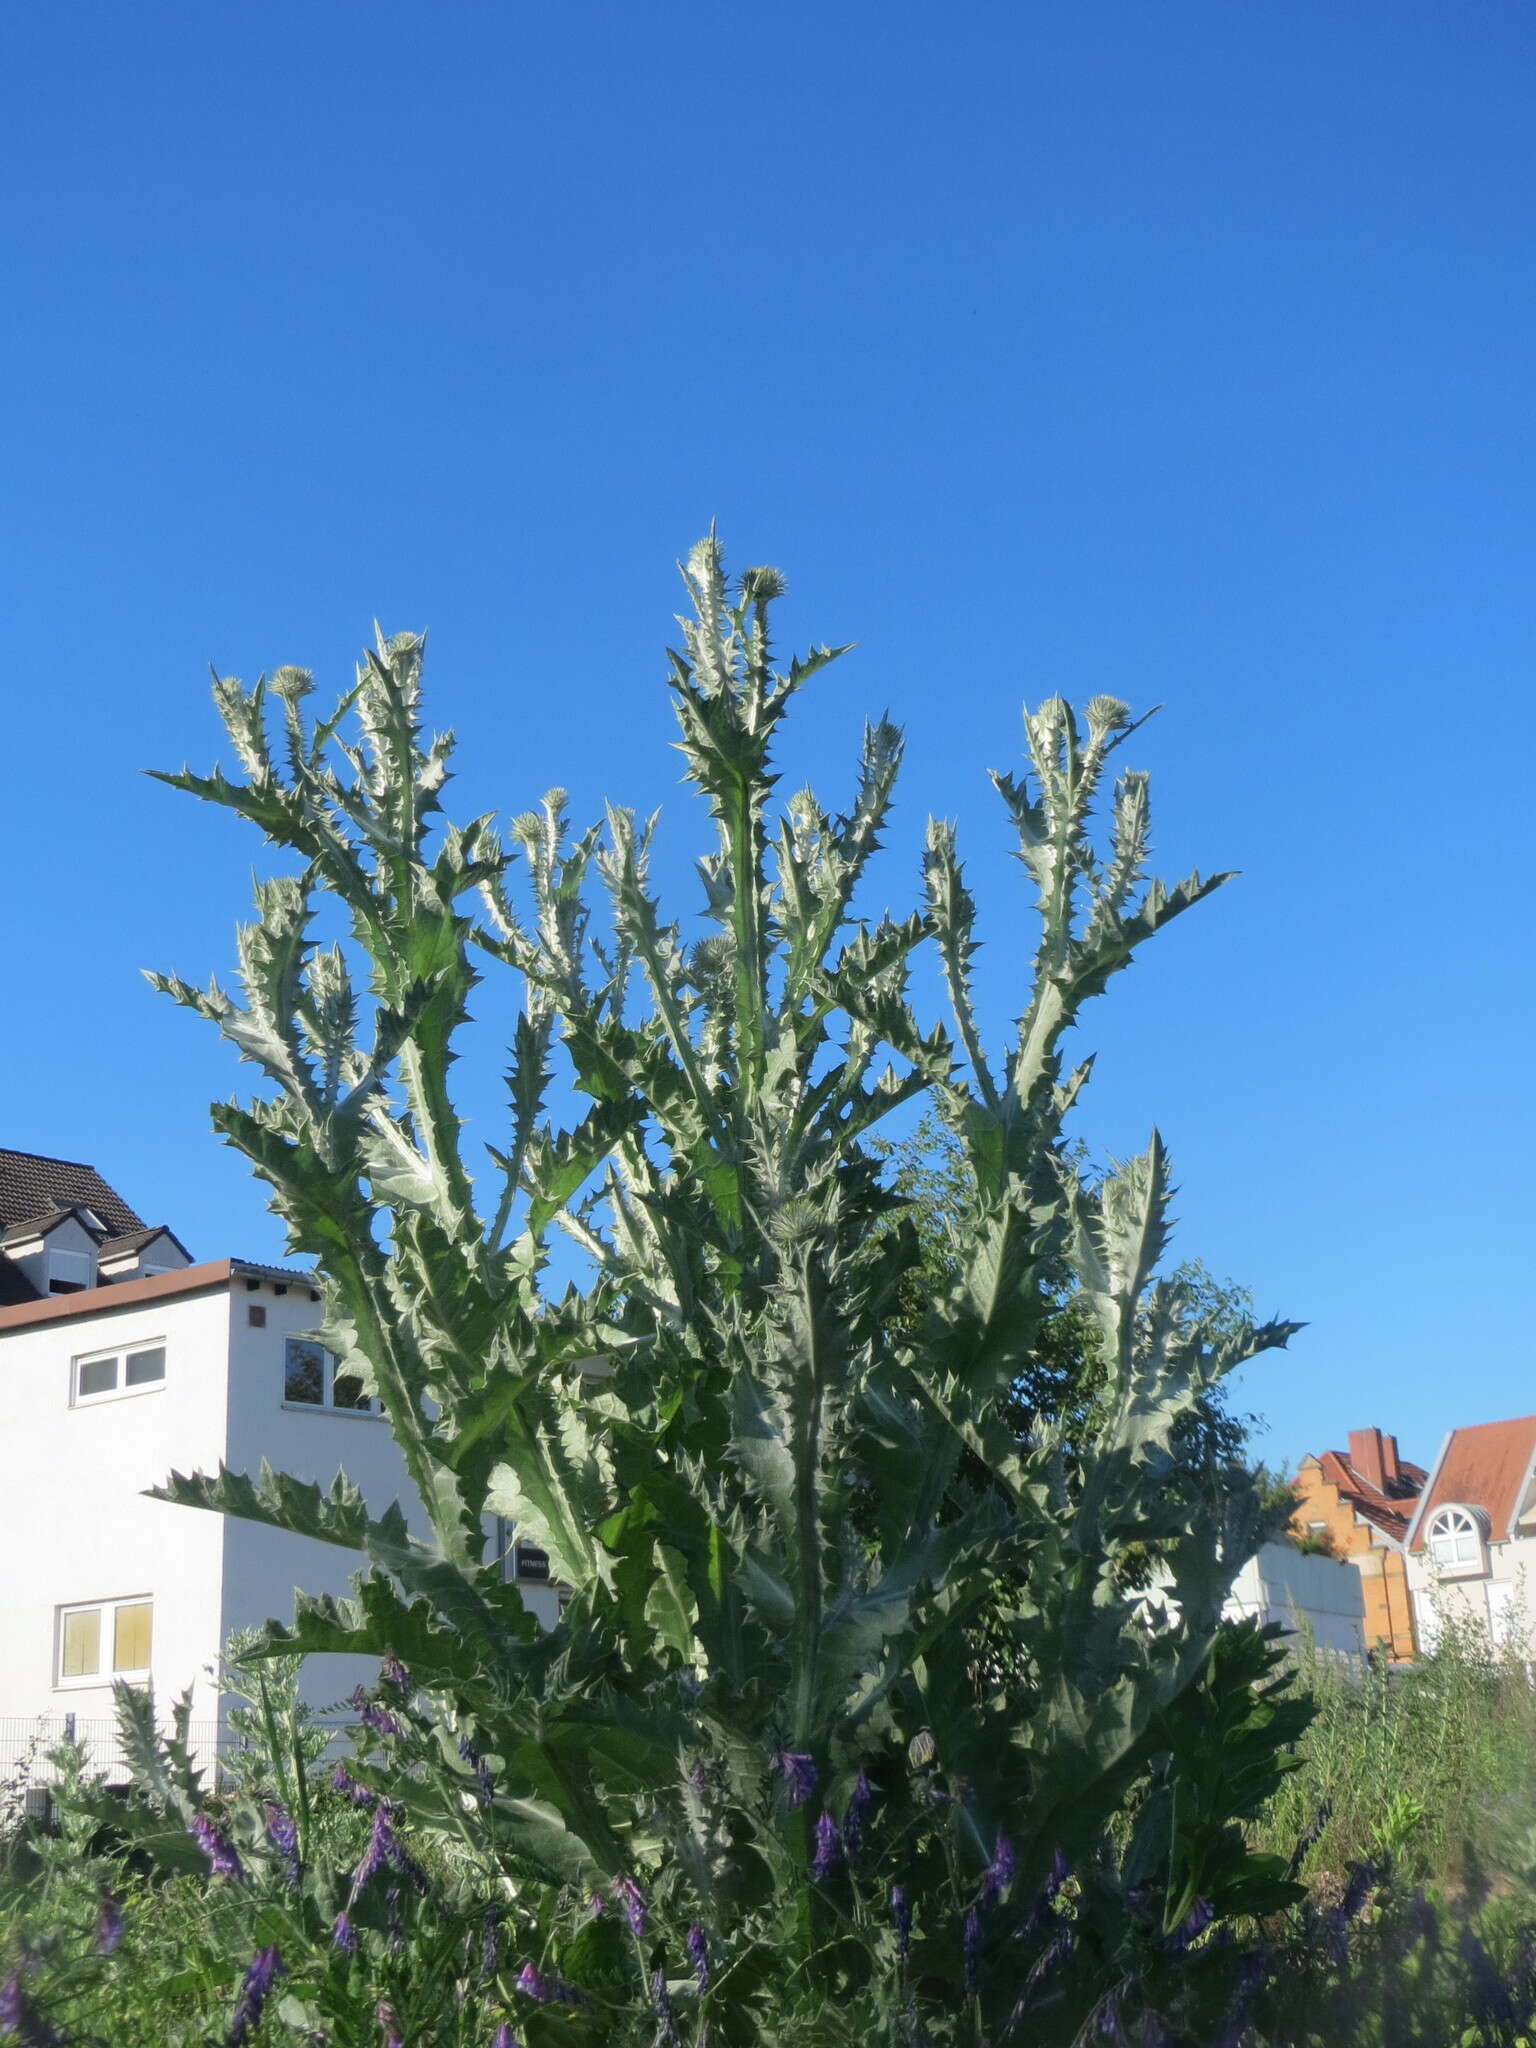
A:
[0, 1260, 42, 1307]
[0, 1150, 146, 1241]
[1410, 1417, 1536, 1550]
[96, 1225, 191, 1263]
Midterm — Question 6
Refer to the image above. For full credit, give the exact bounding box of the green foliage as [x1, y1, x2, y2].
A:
[101, 540, 1308, 2040]
[1255, 1607, 1536, 1891]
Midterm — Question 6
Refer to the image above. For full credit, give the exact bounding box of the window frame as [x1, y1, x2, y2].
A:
[281, 1336, 381, 1418]
[55, 1595, 154, 1689]
[1427, 1504, 1485, 1576]
[70, 1339, 168, 1408]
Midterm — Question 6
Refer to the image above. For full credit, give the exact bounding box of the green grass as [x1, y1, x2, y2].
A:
[1254, 1610, 1536, 1897]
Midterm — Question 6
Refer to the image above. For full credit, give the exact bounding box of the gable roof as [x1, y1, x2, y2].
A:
[1312, 1446, 1427, 1544]
[96, 1225, 192, 1264]
[1409, 1416, 1536, 1550]
[0, 1150, 146, 1241]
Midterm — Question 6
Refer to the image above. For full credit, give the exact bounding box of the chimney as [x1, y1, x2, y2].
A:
[1348, 1427, 1393, 1492]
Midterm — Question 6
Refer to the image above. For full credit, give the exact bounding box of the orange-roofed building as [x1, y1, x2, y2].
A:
[1404, 1415, 1536, 1652]
[1290, 1428, 1425, 1659]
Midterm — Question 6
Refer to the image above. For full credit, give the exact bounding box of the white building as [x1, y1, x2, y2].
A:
[1222, 1541, 1367, 1662]
[1402, 1414, 1536, 1651]
[0, 1146, 555, 1776]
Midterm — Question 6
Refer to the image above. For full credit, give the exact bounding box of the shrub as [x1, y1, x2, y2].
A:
[12, 540, 1308, 2043]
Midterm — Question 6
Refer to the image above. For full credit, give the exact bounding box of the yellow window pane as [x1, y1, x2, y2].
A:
[112, 1603, 152, 1673]
[61, 1608, 101, 1678]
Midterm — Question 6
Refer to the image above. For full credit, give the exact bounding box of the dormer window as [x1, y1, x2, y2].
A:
[48, 1249, 95, 1295]
[1427, 1504, 1486, 1576]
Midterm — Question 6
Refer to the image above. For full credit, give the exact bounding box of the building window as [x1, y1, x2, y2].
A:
[248, 1305, 267, 1328]
[49, 1249, 95, 1295]
[72, 1343, 166, 1406]
[1427, 1505, 1484, 1575]
[494, 1518, 553, 1586]
[57, 1597, 153, 1686]
[283, 1337, 378, 1415]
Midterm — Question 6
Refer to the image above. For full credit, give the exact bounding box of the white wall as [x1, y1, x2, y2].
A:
[1, 1267, 564, 1776]
[1224, 1542, 1366, 1660]
[0, 1285, 233, 1759]
[220, 1274, 433, 1710]
[1405, 1538, 1536, 1651]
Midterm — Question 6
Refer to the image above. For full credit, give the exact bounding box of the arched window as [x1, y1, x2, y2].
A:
[1427, 1505, 1484, 1574]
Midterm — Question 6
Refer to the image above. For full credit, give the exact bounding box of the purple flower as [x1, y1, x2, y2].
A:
[516, 1964, 556, 2004]
[614, 1873, 647, 1938]
[0, 1974, 64, 2047]
[963, 1907, 981, 1995]
[478, 1911, 500, 1988]
[491, 2029, 521, 2048]
[189, 1811, 245, 1881]
[842, 1770, 873, 1858]
[651, 1969, 679, 2047]
[95, 1887, 125, 1955]
[686, 1924, 709, 1989]
[379, 1653, 411, 1693]
[226, 1945, 283, 2047]
[812, 1808, 842, 1880]
[263, 1798, 300, 1885]
[1094, 1988, 1124, 2041]
[1167, 1896, 1214, 1954]
[331, 1762, 376, 1806]
[458, 1735, 495, 1804]
[587, 1890, 605, 1917]
[687, 1758, 708, 1792]
[772, 1751, 818, 1807]
[890, 1884, 912, 1963]
[333, 1911, 358, 1954]
[376, 1999, 404, 2048]
[350, 1685, 403, 1739]
[981, 1832, 1016, 1904]
[349, 1802, 427, 1904]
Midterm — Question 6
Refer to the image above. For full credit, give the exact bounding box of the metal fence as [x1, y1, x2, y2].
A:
[0, 1714, 232, 1789]
[0, 1714, 356, 1797]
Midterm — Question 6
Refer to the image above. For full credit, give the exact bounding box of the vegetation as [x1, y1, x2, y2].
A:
[4, 539, 1525, 2044]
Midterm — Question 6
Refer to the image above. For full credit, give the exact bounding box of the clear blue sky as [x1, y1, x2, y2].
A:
[3, 3, 1532, 1471]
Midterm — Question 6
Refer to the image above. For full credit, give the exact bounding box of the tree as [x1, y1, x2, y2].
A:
[139, 539, 1301, 2044]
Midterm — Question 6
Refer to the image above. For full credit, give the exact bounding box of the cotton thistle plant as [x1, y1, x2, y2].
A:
[137, 537, 1308, 2042]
